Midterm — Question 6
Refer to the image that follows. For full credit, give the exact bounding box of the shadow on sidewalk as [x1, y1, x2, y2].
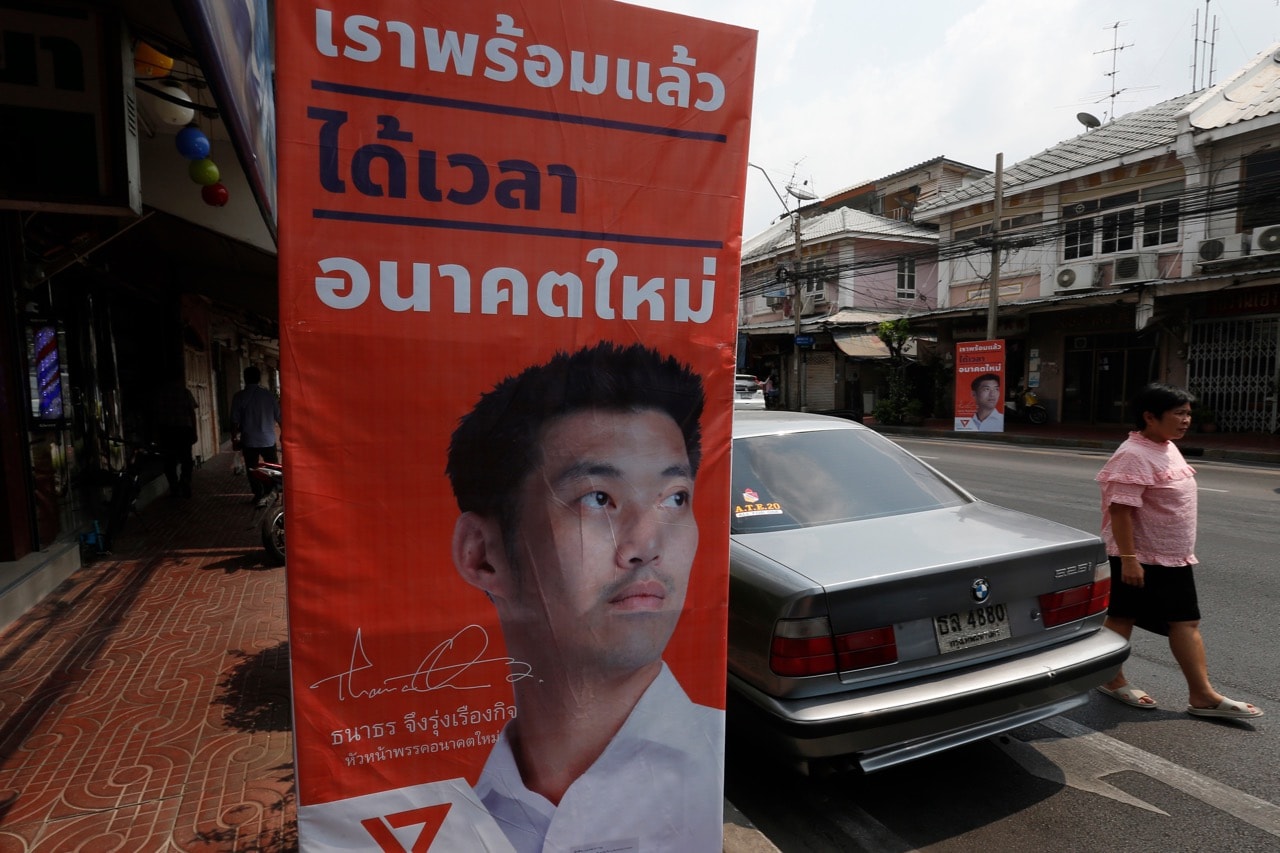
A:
[217, 639, 293, 734]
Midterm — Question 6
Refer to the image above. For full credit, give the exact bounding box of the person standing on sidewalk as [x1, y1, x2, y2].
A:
[230, 365, 281, 507]
[1094, 382, 1263, 720]
[150, 371, 199, 497]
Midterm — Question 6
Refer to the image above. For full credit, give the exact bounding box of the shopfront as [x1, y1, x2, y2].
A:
[1186, 283, 1280, 433]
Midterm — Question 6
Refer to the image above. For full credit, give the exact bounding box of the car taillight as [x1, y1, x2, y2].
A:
[770, 617, 897, 677]
[1039, 569, 1111, 628]
[836, 626, 898, 670]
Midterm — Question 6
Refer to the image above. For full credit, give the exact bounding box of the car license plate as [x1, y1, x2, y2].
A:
[934, 604, 1010, 653]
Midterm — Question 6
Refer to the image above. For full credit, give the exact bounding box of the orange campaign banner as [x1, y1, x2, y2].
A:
[276, 2, 756, 850]
[953, 340, 1006, 432]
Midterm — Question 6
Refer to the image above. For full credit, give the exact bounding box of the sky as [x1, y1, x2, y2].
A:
[626, 0, 1280, 238]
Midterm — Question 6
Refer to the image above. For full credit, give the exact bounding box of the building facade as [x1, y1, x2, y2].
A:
[911, 42, 1280, 432]
[738, 158, 990, 416]
[0, 0, 279, 629]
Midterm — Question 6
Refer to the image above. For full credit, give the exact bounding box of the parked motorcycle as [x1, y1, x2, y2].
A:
[1005, 384, 1048, 425]
[248, 461, 285, 565]
[92, 440, 162, 554]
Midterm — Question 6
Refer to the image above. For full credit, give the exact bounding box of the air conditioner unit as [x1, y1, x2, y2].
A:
[1111, 252, 1157, 284]
[1253, 224, 1280, 255]
[1197, 234, 1248, 264]
[765, 296, 784, 308]
[1054, 261, 1102, 291]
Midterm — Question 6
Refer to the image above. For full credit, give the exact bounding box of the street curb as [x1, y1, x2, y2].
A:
[870, 424, 1118, 451]
[723, 799, 783, 853]
[870, 425, 1280, 465]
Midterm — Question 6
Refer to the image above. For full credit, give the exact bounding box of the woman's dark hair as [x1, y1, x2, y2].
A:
[1132, 382, 1195, 429]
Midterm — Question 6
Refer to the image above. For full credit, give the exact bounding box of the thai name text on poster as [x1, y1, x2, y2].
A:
[954, 340, 1006, 432]
[276, 2, 756, 850]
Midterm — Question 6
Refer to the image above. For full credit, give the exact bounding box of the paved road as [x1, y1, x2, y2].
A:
[727, 438, 1279, 852]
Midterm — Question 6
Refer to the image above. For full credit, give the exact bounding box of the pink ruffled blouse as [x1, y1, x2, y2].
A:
[1095, 431, 1198, 566]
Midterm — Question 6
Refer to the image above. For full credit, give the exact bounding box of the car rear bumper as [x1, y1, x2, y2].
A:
[727, 627, 1130, 771]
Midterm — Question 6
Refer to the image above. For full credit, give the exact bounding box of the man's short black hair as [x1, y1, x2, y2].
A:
[970, 373, 1000, 393]
[1132, 382, 1195, 429]
[244, 365, 261, 386]
[446, 342, 705, 526]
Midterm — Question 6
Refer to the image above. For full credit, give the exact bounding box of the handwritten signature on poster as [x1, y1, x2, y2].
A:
[310, 624, 532, 701]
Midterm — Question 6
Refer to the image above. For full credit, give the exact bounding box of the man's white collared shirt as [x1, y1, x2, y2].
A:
[474, 664, 724, 853]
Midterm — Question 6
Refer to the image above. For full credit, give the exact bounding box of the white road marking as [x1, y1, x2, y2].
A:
[1199, 487, 1230, 493]
[1002, 716, 1280, 837]
[994, 730, 1168, 815]
[815, 716, 1279, 847]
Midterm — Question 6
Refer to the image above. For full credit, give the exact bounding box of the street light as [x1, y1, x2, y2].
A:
[748, 163, 817, 410]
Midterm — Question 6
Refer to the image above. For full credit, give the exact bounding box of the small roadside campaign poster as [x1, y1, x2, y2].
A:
[953, 340, 1006, 432]
[275, 2, 756, 850]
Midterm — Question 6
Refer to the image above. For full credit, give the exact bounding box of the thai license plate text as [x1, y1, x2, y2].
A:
[934, 604, 1010, 653]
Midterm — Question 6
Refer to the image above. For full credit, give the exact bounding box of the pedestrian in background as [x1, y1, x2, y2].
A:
[150, 371, 199, 498]
[230, 365, 281, 507]
[1094, 382, 1263, 719]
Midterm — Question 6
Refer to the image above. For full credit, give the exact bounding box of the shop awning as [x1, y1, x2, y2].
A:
[832, 330, 891, 358]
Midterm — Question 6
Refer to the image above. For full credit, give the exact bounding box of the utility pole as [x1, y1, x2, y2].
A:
[786, 183, 817, 410]
[986, 153, 1004, 342]
[748, 162, 815, 411]
[791, 207, 804, 411]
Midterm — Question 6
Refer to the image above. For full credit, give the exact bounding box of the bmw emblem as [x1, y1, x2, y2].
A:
[971, 579, 990, 603]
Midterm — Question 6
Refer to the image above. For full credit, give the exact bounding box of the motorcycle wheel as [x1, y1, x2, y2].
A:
[261, 504, 285, 565]
[1027, 405, 1048, 425]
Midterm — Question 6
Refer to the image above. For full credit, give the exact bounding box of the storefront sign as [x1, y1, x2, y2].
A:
[276, 2, 755, 849]
[1201, 282, 1280, 317]
[954, 339, 1005, 432]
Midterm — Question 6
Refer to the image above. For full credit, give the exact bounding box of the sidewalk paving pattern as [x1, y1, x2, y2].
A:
[0, 456, 294, 851]
[0, 425, 1273, 850]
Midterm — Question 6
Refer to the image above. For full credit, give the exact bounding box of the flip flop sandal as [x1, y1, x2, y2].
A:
[1187, 698, 1264, 719]
[1097, 684, 1158, 709]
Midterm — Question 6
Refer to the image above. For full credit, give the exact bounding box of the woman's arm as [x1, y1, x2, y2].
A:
[1109, 502, 1143, 588]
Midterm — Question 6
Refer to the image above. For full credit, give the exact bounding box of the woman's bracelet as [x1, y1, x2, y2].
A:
[1118, 554, 1137, 558]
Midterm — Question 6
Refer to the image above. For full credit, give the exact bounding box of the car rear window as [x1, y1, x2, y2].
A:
[730, 428, 969, 533]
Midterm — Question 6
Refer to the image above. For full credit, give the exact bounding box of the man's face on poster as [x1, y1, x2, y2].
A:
[498, 408, 698, 675]
[972, 378, 1000, 416]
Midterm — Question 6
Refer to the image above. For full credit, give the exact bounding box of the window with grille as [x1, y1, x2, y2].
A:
[897, 257, 916, 299]
[1101, 209, 1135, 253]
[804, 260, 829, 302]
[1065, 218, 1094, 259]
[1141, 199, 1180, 247]
[1062, 182, 1182, 259]
[1240, 149, 1280, 230]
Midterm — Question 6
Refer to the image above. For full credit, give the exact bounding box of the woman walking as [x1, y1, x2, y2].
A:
[1094, 383, 1262, 719]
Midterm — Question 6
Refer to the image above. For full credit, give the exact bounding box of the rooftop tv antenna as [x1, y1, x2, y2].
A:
[783, 161, 818, 203]
[786, 181, 818, 202]
[1095, 21, 1133, 122]
[1191, 0, 1219, 89]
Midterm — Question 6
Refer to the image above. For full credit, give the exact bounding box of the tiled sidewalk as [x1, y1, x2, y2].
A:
[0, 452, 295, 851]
